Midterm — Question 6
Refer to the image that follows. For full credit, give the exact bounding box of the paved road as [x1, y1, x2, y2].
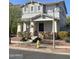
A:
[9, 49, 70, 59]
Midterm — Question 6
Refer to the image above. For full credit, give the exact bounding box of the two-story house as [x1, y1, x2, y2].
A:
[17, 1, 67, 37]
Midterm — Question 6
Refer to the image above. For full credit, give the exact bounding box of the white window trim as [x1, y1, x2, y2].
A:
[31, 6, 34, 11]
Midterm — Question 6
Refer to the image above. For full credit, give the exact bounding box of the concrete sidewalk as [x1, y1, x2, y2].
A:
[11, 41, 70, 49]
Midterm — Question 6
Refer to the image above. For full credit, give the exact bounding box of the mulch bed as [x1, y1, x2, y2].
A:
[41, 39, 70, 46]
[10, 43, 35, 48]
[11, 37, 70, 48]
[11, 37, 22, 41]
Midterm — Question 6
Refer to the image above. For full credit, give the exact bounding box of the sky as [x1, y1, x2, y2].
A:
[9, 0, 70, 16]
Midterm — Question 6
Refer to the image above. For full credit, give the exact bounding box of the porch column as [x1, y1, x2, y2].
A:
[52, 20, 57, 48]
[54, 21, 57, 33]
[17, 23, 21, 37]
[30, 21, 34, 36]
[52, 21, 57, 31]
[52, 20, 55, 48]
[23, 22, 26, 32]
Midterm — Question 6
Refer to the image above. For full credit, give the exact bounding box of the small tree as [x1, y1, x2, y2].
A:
[9, 5, 22, 34]
[9, 4, 22, 43]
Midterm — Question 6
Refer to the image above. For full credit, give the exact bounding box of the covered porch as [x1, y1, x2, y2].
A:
[17, 19, 58, 39]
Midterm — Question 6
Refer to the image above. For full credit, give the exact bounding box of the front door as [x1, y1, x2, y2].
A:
[39, 23, 44, 31]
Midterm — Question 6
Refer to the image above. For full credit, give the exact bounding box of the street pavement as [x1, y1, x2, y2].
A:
[9, 49, 70, 59]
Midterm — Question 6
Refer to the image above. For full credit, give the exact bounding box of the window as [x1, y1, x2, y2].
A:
[24, 7, 26, 11]
[31, 6, 33, 11]
[60, 7, 65, 17]
[38, 6, 40, 10]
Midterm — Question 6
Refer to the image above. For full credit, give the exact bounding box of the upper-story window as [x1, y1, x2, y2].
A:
[31, 6, 33, 11]
[24, 7, 26, 11]
[38, 6, 40, 10]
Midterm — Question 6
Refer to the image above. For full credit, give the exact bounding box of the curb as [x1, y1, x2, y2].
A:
[9, 46, 70, 55]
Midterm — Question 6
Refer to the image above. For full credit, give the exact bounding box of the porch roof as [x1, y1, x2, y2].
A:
[21, 14, 59, 21]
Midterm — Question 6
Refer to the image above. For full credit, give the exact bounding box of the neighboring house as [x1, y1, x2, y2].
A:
[17, 1, 67, 36]
[9, 2, 13, 6]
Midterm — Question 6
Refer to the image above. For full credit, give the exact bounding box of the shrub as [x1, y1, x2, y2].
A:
[64, 37, 70, 43]
[38, 32, 44, 39]
[19, 32, 31, 41]
[25, 32, 31, 39]
[58, 31, 69, 40]
[38, 32, 52, 39]
[17, 32, 23, 37]
[20, 37, 27, 41]
[17, 32, 31, 37]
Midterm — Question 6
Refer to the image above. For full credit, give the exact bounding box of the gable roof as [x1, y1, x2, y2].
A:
[21, 1, 44, 8]
[62, 1, 67, 14]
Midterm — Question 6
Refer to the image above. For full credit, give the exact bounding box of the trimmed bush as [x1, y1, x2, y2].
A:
[58, 31, 69, 40]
